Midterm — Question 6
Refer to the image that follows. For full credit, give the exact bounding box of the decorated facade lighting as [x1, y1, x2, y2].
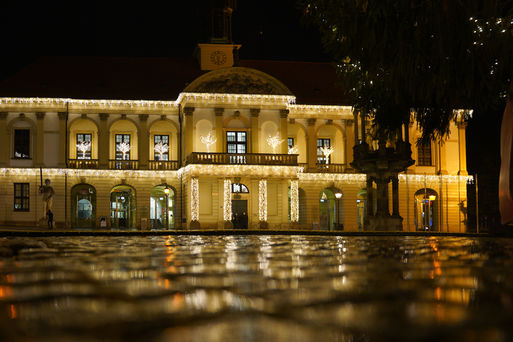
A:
[320, 145, 335, 164]
[259, 179, 268, 222]
[154, 141, 169, 160]
[200, 132, 217, 152]
[288, 145, 299, 154]
[223, 179, 232, 221]
[76, 141, 91, 159]
[191, 178, 199, 222]
[290, 179, 299, 222]
[266, 133, 284, 153]
[116, 142, 131, 160]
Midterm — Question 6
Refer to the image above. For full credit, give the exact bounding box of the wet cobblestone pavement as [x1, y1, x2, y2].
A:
[0, 235, 513, 341]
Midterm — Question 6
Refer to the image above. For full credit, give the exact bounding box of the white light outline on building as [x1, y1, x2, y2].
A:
[290, 179, 299, 222]
[259, 179, 267, 222]
[223, 179, 232, 221]
[191, 178, 199, 222]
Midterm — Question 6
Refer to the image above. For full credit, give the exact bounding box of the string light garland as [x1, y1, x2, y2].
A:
[200, 132, 217, 152]
[290, 179, 299, 222]
[266, 133, 284, 153]
[223, 179, 232, 221]
[259, 179, 267, 222]
[288, 145, 299, 155]
[191, 178, 199, 222]
[153, 141, 169, 160]
[178, 164, 303, 178]
[177, 92, 296, 106]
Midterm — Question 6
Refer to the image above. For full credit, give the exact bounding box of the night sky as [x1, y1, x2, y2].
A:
[0, 0, 504, 227]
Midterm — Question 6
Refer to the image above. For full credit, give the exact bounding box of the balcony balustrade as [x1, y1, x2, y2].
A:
[67, 159, 99, 169]
[148, 160, 179, 170]
[186, 152, 297, 166]
[109, 159, 139, 170]
[315, 163, 346, 173]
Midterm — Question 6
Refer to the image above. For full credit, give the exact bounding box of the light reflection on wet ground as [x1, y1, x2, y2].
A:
[0, 235, 512, 341]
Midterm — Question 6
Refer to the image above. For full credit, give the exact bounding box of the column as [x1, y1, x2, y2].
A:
[250, 108, 260, 153]
[138, 114, 149, 168]
[258, 179, 267, 223]
[290, 179, 299, 222]
[457, 121, 468, 175]
[223, 179, 232, 224]
[280, 109, 289, 154]
[57, 112, 67, 167]
[35, 112, 45, 167]
[0, 112, 8, 166]
[376, 178, 389, 216]
[437, 140, 448, 174]
[392, 175, 399, 216]
[345, 119, 354, 168]
[184, 107, 195, 160]
[307, 118, 317, 170]
[215, 108, 224, 153]
[190, 177, 200, 228]
[98, 113, 109, 168]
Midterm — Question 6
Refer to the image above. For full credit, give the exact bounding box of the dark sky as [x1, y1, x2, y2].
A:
[1, 0, 329, 79]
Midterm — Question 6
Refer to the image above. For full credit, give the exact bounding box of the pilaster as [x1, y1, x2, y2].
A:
[0, 112, 8, 166]
[98, 113, 109, 168]
[307, 118, 317, 170]
[184, 107, 195, 160]
[35, 112, 45, 167]
[345, 119, 354, 168]
[58, 112, 67, 167]
[138, 114, 149, 168]
[457, 121, 468, 175]
[280, 109, 289, 154]
[215, 108, 224, 153]
[250, 108, 260, 153]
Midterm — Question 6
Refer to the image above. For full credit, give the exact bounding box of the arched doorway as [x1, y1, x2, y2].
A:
[231, 183, 249, 229]
[110, 185, 136, 229]
[356, 189, 367, 231]
[71, 184, 96, 228]
[320, 187, 343, 231]
[150, 184, 176, 229]
[414, 188, 438, 231]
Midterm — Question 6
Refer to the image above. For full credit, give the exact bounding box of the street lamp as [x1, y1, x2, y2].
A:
[335, 191, 343, 230]
[164, 186, 170, 229]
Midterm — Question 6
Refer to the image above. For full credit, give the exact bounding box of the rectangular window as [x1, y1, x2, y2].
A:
[115, 134, 131, 160]
[417, 142, 432, 166]
[14, 129, 30, 159]
[14, 183, 30, 211]
[317, 138, 331, 163]
[226, 131, 246, 154]
[76, 133, 92, 159]
[153, 135, 169, 161]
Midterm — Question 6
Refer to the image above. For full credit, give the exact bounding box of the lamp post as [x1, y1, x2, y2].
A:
[335, 191, 343, 230]
[428, 194, 436, 231]
[164, 186, 170, 229]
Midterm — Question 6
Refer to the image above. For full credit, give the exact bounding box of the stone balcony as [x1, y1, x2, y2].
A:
[185, 152, 298, 166]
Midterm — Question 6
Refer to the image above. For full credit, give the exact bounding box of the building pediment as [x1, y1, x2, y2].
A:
[184, 67, 293, 96]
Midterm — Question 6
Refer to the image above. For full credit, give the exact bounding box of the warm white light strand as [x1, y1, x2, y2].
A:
[259, 179, 267, 222]
[288, 145, 299, 154]
[177, 92, 296, 105]
[290, 179, 299, 222]
[191, 178, 199, 221]
[200, 132, 217, 152]
[223, 179, 232, 221]
[178, 164, 303, 178]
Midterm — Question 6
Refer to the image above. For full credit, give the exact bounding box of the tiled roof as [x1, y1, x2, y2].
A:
[0, 56, 350, 105]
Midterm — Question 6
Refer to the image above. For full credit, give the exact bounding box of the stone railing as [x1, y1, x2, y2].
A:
[109, 160, 139, 170]
[67, 159, 99, 169]
[186, 152, 297, 166]
[148, 160, 179, 170]
[314, 163, 346, 173]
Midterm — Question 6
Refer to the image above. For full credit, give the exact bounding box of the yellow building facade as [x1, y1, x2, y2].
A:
[0, 64, 472, 232]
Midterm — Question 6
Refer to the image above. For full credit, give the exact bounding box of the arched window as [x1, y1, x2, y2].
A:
[71, 184, 96, 228]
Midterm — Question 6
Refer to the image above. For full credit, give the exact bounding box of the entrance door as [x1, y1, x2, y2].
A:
[110, 186, 135, 229]
[232, 199, 248, 229]
[71, 184, 96, 228]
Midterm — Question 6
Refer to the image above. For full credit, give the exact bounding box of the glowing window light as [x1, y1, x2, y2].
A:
[76, 141, 91, 159]
[266, 133, 284, 153]
[154, 141, 169, 160]
[191, 178, 199, 222]
[290, 179, 299, 222]
[116, 142, 131, 160]
[259, 179, 267, 222]
[224, 179, 232, 221]
[320, 145, 335, 164]
[200, 132, 217, 152]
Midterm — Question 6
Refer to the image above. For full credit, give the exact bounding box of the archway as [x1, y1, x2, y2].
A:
[71, 184, 96, 228]
[320, 187, 343, 231]
[150, 184, 176, 229]
[110, 185, 136, 229]
[414, 188, 439, 231]
[356, 188, 367, 231]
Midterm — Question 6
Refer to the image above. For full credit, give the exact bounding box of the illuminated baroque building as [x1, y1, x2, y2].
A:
[0, 4, 472, 231]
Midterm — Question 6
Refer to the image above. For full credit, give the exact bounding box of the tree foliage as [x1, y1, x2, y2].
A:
[300, 0, 513, 143]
